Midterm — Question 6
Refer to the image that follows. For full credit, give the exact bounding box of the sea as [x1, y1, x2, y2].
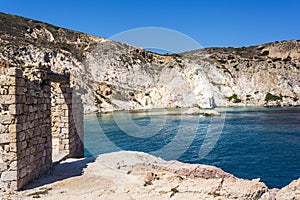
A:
[84, 107, 300, 189]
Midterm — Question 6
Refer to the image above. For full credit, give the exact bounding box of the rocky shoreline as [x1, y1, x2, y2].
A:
[1, 151, 299, 199]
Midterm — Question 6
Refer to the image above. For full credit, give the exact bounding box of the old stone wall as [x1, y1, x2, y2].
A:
[17, 65, 52, 190]
[0, 62, 83, 191]
[51, 81, 84, 159]
[0, 65, 19, 190]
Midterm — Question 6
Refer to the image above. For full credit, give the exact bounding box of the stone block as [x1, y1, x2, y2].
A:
[2, 152, 17, 162]
[0, 181, 9, 191]
[0, 163, 7, 172]
[61, 128, 69, 135]
[61, 104, 69, 110]
[18, 131, 26, 141]
[8, 104, 16, 115]
[9, 161, 17, 171]
[9, 143, 17, 152]
[30, 146, 36, 154]
[0, 124, 8, 134]
[55, 99, 65, 104]
[0, 95, 15, 104]
[6, 67, 16, 76]
[19, 141, 27, 150]
[9, 181, 18, 190]
[8, 124, 17, 133]
[25, 149, 31, 156]
[0, 76, 16, 86]
[0, 171, 17, 181]
[0, 88, 8, 95]
[8, 86, 17, 95]
[0, 133, 10, 144]
[0, 114, 15, 125]
[4, 144, 10, 152]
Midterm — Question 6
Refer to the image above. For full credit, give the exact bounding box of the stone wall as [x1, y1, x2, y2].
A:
[0, 64, 19, 190]
[51, 80, 84, 159]
[0, 62, 83, 191]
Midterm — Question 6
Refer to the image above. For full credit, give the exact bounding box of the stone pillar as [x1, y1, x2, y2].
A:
[0, 67, 18, 191]
[51, 82, 69, 156]
[51, 80, 84, 159]
[69, 91, 84, 158]
[15, 66, 52, 189]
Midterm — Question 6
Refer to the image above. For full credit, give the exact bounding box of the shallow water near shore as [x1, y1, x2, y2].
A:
[84, 107, 300, 188]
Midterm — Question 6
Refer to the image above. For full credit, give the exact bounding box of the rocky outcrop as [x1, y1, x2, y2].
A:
[88, 151, 269, 200]
[184, 41, 300, 107]
[182, 107, 200, 115]
[203, 109, 221, 116]
[1, 151, 299, 199]
[0, 12, 299, 113]
[275, 178, 300, 199]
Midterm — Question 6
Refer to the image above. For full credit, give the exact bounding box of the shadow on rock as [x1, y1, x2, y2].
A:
[22, 157, 96, 190]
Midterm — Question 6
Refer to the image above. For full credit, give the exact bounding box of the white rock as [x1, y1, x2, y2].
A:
[203, 109, 221, 116]
[182, 107, 200, 115]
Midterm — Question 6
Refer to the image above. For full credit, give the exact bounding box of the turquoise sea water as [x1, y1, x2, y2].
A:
[84, 107, 300, 189]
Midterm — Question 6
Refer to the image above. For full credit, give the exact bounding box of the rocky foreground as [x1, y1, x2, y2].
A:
[1, 151, 299, 200]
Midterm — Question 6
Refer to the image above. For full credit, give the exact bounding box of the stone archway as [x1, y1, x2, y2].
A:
[49, 72, 84, 162]
[0, 62, 83, 191]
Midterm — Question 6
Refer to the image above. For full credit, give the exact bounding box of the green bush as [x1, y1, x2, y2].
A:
[261, 50, 269, 56]
[95, 97, 102, 105]
[265, 93, 282, 102]
[282, 56, 291, 62]
[227, 94, 242, 103]
[246, 94, 251, 101]
[272, 57, 281, 62]
[217, 59, 226, 64]
[293, 97, 299, 102]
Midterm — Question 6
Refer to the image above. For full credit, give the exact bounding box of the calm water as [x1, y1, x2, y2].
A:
[84, 107, 300, 188]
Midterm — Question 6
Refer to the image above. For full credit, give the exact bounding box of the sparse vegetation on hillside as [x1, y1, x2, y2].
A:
[265, 93, 282, 102]
[282, 56, 291, 62]
[261, 50, 269, 56]
[0, 12, 98, 62]
[227, 94, 242, 103]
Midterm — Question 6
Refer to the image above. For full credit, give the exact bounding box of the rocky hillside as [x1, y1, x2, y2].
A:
[1, 12, 299, 113]
[183, 41, 300, 107]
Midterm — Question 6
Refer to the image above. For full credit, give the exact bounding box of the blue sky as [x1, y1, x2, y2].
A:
[1, 0, 299, 49]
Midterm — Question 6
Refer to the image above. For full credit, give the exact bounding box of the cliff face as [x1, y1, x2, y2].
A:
[185, 42, 300, 107]
[1, 12, 299, 113]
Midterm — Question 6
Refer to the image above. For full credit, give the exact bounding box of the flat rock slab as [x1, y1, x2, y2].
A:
[1, 151, 299, 200]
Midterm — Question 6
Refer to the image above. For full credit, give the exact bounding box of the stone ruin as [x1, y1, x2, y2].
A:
[0, 61, 84, 191]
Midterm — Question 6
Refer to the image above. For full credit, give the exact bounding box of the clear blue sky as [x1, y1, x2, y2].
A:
[1, 0, 299, 48]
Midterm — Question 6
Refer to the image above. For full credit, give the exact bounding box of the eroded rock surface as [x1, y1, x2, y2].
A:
[275, 178, 300, 200]
[1, 151, 299, 200]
